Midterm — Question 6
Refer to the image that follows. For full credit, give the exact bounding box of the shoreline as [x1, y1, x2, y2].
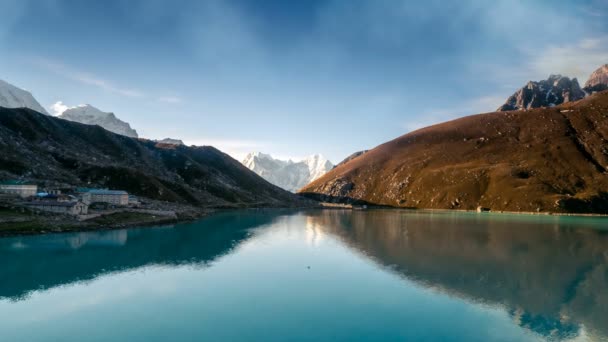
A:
[318, 202, 608, 217]
[2, 204, 607, 239]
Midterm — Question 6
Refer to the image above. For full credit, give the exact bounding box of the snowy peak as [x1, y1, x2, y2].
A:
[302, 154, 333, 182]
[584, 64, 608, 94]
[497, 75, 585, 111]
[0, 79, 49, 115]
[242, 152, 334, 192]
[57, 104, 138, 138]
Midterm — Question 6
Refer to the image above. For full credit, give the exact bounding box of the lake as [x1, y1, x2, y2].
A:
[1, 209, 607, 341]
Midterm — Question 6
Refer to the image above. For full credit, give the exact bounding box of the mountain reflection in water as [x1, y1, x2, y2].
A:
[1, 209, 606, 341]
[305, 210, 608, 340]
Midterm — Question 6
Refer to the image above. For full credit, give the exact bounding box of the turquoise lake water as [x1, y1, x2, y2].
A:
[1, 209, 607, 341]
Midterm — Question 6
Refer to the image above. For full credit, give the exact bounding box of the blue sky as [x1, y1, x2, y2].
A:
[1, 0, 607, 162]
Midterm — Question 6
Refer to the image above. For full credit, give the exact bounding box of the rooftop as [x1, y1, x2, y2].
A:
[25, 201, 82, 208]
[88, 190, 128, 195]
[0, 180, 36, 186]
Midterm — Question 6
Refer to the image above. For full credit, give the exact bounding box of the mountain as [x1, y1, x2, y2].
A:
[584, 64, 608, 94]
[156, 138, 184, 145]
[334, 150, 368, 169]
[0, 79, 49, 115]
[0, 107, 310, 208]
[242, 152, 333, 192]
[497, 75, 585, 111]
[301, 90, 608, 214]
[58, 104, 138, 138]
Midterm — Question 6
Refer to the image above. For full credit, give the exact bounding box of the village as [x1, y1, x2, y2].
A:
[0, 180, 180, 222]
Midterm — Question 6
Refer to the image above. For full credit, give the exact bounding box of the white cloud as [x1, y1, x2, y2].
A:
[32, 57, 145, 98]
[525, 37, 608, 82]
[49, 101, 70, 116]
[158, 96, 182, 104]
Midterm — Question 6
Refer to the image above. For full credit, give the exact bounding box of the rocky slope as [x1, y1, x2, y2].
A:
[497, 75, 585, 111]
[0, 107, 310, 208]
[242, 152, 333, 192]
[301, 91, 608, 214]
[0, 79, 49, 115]
[58, 104, 138, 138]
[584, 64, 608, 94]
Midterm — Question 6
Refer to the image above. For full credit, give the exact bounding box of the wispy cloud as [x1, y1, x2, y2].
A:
[0, 0, 26, 42]
[32, 57, 145, 97]
[403, 94, 505, 133]
[158, 96, 182, 104]
[525, 37, 608, 82]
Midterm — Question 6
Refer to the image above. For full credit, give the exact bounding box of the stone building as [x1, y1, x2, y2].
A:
[26, 201, 88, 216]
[82, 189, 129, 206]
[0, 180, 37, 198]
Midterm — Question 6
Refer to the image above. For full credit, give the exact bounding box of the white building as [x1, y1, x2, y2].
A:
[0, 181, 37, 198]
[82, 189, 129, 206]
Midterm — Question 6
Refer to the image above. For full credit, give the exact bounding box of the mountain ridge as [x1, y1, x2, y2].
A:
[498, 65, 608, 112]
[58, 104, 139, 138]
[0, 106, 309, 208]
[301, 90, 608, 214]
[0, 79, 49, 115]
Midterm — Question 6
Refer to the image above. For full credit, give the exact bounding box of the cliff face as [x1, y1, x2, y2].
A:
[497, 75, 585, 111]
[584, 64, 608, 94]
[301, 91, 608, 214]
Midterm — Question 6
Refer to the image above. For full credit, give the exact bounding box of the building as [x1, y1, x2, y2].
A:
[82, 189, 129, 206]
[25, 201, 88, 216]
[128, 195, 141, 206]
[0, 180, 37, 198]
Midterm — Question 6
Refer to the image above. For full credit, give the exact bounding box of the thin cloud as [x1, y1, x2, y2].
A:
[525, 37, 608, 83]
[158, 96, 182, 104]
[32, 57, 145, 98]
[403, 94, 505, 133]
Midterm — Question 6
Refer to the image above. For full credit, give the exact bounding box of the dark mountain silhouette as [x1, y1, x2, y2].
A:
[0, 107, 309, 207]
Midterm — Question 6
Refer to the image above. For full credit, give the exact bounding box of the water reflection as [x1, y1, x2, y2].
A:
[1, 209, 607, 341]
[305, 210, 608, 341]
[0, 210, 283, 301]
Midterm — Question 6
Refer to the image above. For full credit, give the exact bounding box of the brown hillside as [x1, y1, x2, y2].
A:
[301, 91, 608, 213]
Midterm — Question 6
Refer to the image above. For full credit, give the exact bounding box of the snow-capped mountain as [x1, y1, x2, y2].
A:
[242, 152, 334, 192]
[0, 79, 49, 115]
[57, 104, 138, 138]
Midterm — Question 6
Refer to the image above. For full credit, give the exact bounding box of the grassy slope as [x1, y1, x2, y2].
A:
[301, 91, 608, 213]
